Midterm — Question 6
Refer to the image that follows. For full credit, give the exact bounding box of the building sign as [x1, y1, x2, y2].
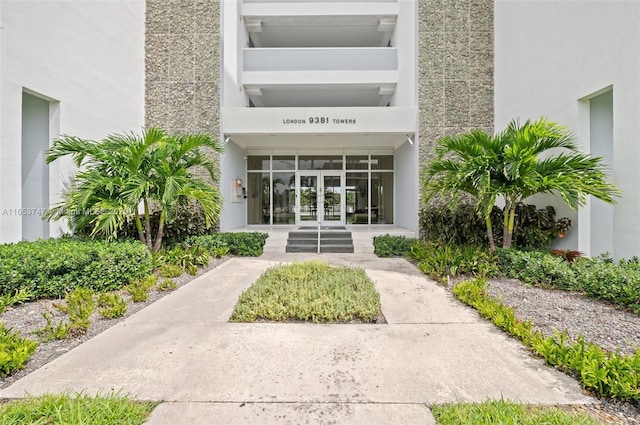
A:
[283, 117, 357, 125]
[222, 106, 418, 134]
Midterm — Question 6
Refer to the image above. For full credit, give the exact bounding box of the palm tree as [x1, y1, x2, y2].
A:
[422, 129, 503, 251]
[45, 127, 223, 252]
[423, 118, 621, 250]
[496, 118, 620, 248]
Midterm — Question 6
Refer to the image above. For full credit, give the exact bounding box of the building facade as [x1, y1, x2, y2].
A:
[146, 0, 494, 234]
[495, 0, 640, 259]
[6, 0, 634, 259]
[0, 0, 145, 242]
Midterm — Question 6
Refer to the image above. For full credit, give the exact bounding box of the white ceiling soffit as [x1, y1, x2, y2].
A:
[229, 133, 409, 150]
[245, 84, 396, 108]
[244, 15, 397, 48]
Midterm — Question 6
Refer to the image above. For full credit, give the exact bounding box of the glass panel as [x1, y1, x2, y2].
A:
[273, 155, 295, 170]
[371, 155, 393, 170]
[346, 155, 368, 170]
[371, 172, 393, 224]
[247, 172, 270, 224]
[299, 174, 318, 222]
[299, 155, 342, 170]
[247, 156, 270, 171]
[346, 172, 369, 224]
[272, 172, 295, 224]
[323, 175, 341, 222]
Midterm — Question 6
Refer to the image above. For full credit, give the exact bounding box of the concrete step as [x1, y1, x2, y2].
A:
[285, 229, 354, 254]
[320, 238, 352, 245]
[320, 244, 354, 253]
[286, 244, 319, 253]
[287, 239, 317, 246]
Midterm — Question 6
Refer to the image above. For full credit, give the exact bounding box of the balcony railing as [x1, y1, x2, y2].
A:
[244, 48, 397, 72]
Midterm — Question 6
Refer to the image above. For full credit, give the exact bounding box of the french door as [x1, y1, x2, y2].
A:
[297, 171, 343, 225]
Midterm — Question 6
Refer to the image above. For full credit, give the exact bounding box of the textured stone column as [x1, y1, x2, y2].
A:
[417, 0, 494, 214]
[418, 0, 494, 166]
[145, 0, 220, 136]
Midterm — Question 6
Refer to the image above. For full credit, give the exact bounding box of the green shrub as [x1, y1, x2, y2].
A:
[119, 201, 214, 243]
[184, 232, 268, 257]
[0, 289, 32, 315]
[98, 293, 127, 319]
[373, 234, 418, 257]
[419, 203, 563, 249]
[407, 241, 499, 279]
[154, 245, 209, 270]
[0, 237, 152, 298]
[497, 249, 577, 289]
[36, 311, 70, 341]
[572, 257, 640, 313]
[159, 264, 184, 278]
[125, 275, 157, 303]
[497, 249, 640, 312]
[0, 323, 38, 376]
[54, 288, 96, 334]
[453, 278, 640, 401]
[230, 261, 381, 323]
[156, 278, 177, 292]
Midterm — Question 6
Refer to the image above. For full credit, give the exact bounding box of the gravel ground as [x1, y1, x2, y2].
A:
[483, 277, 640, 425]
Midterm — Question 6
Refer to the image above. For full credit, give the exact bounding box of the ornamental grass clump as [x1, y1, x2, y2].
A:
[229, 261, 381, 323]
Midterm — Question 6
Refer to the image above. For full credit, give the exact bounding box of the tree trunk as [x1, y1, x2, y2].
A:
[503, 207, 516, 249]
[134, 210, 146, 246]
[485, 216, 496, 252]
[502, 207, 509, 247]
[143, 198, 153, 251]
[153, 211, 165, 253]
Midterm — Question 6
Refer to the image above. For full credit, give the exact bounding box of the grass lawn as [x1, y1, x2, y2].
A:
[229, 260, 381, 323]
[431, 399, 599, 425]
[0, 392, 158, 425]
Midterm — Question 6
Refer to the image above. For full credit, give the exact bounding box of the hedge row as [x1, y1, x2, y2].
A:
[498, 249, 640, 313]
[182, 232, 269, 257]
[0, 238, 153, 298]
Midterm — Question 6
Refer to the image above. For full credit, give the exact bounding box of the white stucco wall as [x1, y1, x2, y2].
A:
[0, 0, 145, 243]
[495, 0, 640, 259]
[389, 0, 418, 108]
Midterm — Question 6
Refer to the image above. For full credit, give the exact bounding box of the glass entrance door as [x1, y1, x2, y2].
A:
[298, 174, 318, 223]
[297, 171, 343, 224]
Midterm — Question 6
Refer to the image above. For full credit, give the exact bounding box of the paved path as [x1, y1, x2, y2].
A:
[0, 254, 595, 424]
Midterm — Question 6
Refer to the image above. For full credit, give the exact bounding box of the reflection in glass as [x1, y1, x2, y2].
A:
[247, 172, 270, 224]
[272, 172, 295, 224]
[248, 156, 270, 171]
[273, 156, 295, 170]
[346, 156, 368, 170]
[371, 155, 393, 170]
[299, 175, 318, 222]
[323, 175, 341, 222]
[299, 156, 342, 170]
[372, 172, 394, 224]
[346, 172, 369, 224]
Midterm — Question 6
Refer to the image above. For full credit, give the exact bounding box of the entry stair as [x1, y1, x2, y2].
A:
[286, 226, 354, 253]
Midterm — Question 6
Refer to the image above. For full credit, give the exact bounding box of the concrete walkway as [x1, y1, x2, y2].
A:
[0, 254, 595, 424]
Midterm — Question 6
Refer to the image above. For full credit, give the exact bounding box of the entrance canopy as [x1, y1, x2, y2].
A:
[221, 106, 418, 149]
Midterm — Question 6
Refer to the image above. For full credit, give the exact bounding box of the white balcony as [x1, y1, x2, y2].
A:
[242, 47, 398, 107]
[242, 4, 397, 48]
[244, 48, 397, 72]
